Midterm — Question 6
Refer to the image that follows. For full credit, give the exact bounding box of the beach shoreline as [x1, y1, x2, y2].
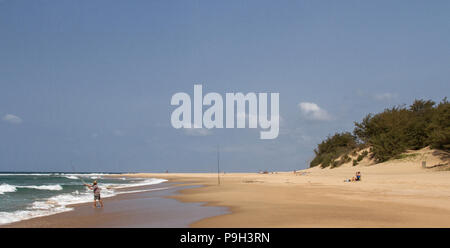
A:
[113, 147, 450, 227]
[3, 181, 227, 228]
[4, 147, 450, 228]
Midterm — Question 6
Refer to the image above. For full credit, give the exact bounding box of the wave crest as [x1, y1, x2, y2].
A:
[0, 184, 63, 194]
[0, 184, 17, 194]
[20, 185, 63, 191]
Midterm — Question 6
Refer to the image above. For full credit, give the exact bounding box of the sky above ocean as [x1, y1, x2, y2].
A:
[1, 0, 449, 172]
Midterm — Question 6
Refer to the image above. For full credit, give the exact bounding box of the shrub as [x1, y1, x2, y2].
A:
[330, 154, 352, 168]
[427, 98, 450, 150]
[352, 98, 449, 162]
[310, 132, 358, 168]
[356, 150, 369, 162]
[310, 98, 449, 167]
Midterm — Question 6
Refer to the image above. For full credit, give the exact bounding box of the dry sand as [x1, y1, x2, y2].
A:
[5, 147, 450, 227]
[116, 147, 450, 227]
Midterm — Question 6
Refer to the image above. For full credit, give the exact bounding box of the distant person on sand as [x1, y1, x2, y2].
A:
[84, 180, 104, 208]
[356, 172, 361, 181]
[345, 172, 362, 182]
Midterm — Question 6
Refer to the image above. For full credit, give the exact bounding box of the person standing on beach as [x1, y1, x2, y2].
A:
[84, 180, 104, 208]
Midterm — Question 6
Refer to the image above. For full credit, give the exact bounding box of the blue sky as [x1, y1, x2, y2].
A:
[1, 0, 449, 172]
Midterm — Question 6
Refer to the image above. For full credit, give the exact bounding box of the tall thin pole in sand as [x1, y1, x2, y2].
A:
[217, 145, 220, 185]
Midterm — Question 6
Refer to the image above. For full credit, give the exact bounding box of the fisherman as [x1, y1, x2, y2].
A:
[84, 180, 104, 208]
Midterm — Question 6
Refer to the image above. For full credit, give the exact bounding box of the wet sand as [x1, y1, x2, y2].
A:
[6, 148, 450, 227]
[4, 183, 227, 228]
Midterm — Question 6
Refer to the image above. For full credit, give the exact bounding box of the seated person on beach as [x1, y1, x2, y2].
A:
[345, 172, 362, 182]
[84, 180, 104, 208]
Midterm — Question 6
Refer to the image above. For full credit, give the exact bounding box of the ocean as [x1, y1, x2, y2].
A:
[0, 172, 167, 225]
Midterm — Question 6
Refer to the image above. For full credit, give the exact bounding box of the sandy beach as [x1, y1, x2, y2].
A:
[117, 148, 450, 228]
[4, 183, 227, 228]
[2, 0, 450, 232]
[4, 147, 450, 228]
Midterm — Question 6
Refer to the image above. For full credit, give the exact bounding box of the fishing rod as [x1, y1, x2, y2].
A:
[70, 161, 88, 185]
[71, 161, 116, 189]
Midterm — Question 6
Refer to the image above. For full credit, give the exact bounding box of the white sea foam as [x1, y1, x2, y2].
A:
[0, 207, 72, 225]
[0, 173, 54, 176]
[64, 176, 79, 180]
[0, 178, 168, 225]
[109, 178, 168, 189]
[19, 185, 63, 191]
[0, 184, 63, 193]
[119, 187, 169, 194]
[0, 184, 17, 194]
[0, 173, 114, 177]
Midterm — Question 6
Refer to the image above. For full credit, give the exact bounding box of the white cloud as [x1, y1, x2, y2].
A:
[2, 114, 23, 124]
[184, 123, 212, 136]
[374, 92, 398, 101]
[298, 102, 332, 121]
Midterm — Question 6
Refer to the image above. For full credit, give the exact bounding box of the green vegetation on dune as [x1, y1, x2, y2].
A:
[310, 98, 450, 168]
[310, 132, 358, 168]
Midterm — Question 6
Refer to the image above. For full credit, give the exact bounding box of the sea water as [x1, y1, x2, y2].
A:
[0, 172, 167, 225]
